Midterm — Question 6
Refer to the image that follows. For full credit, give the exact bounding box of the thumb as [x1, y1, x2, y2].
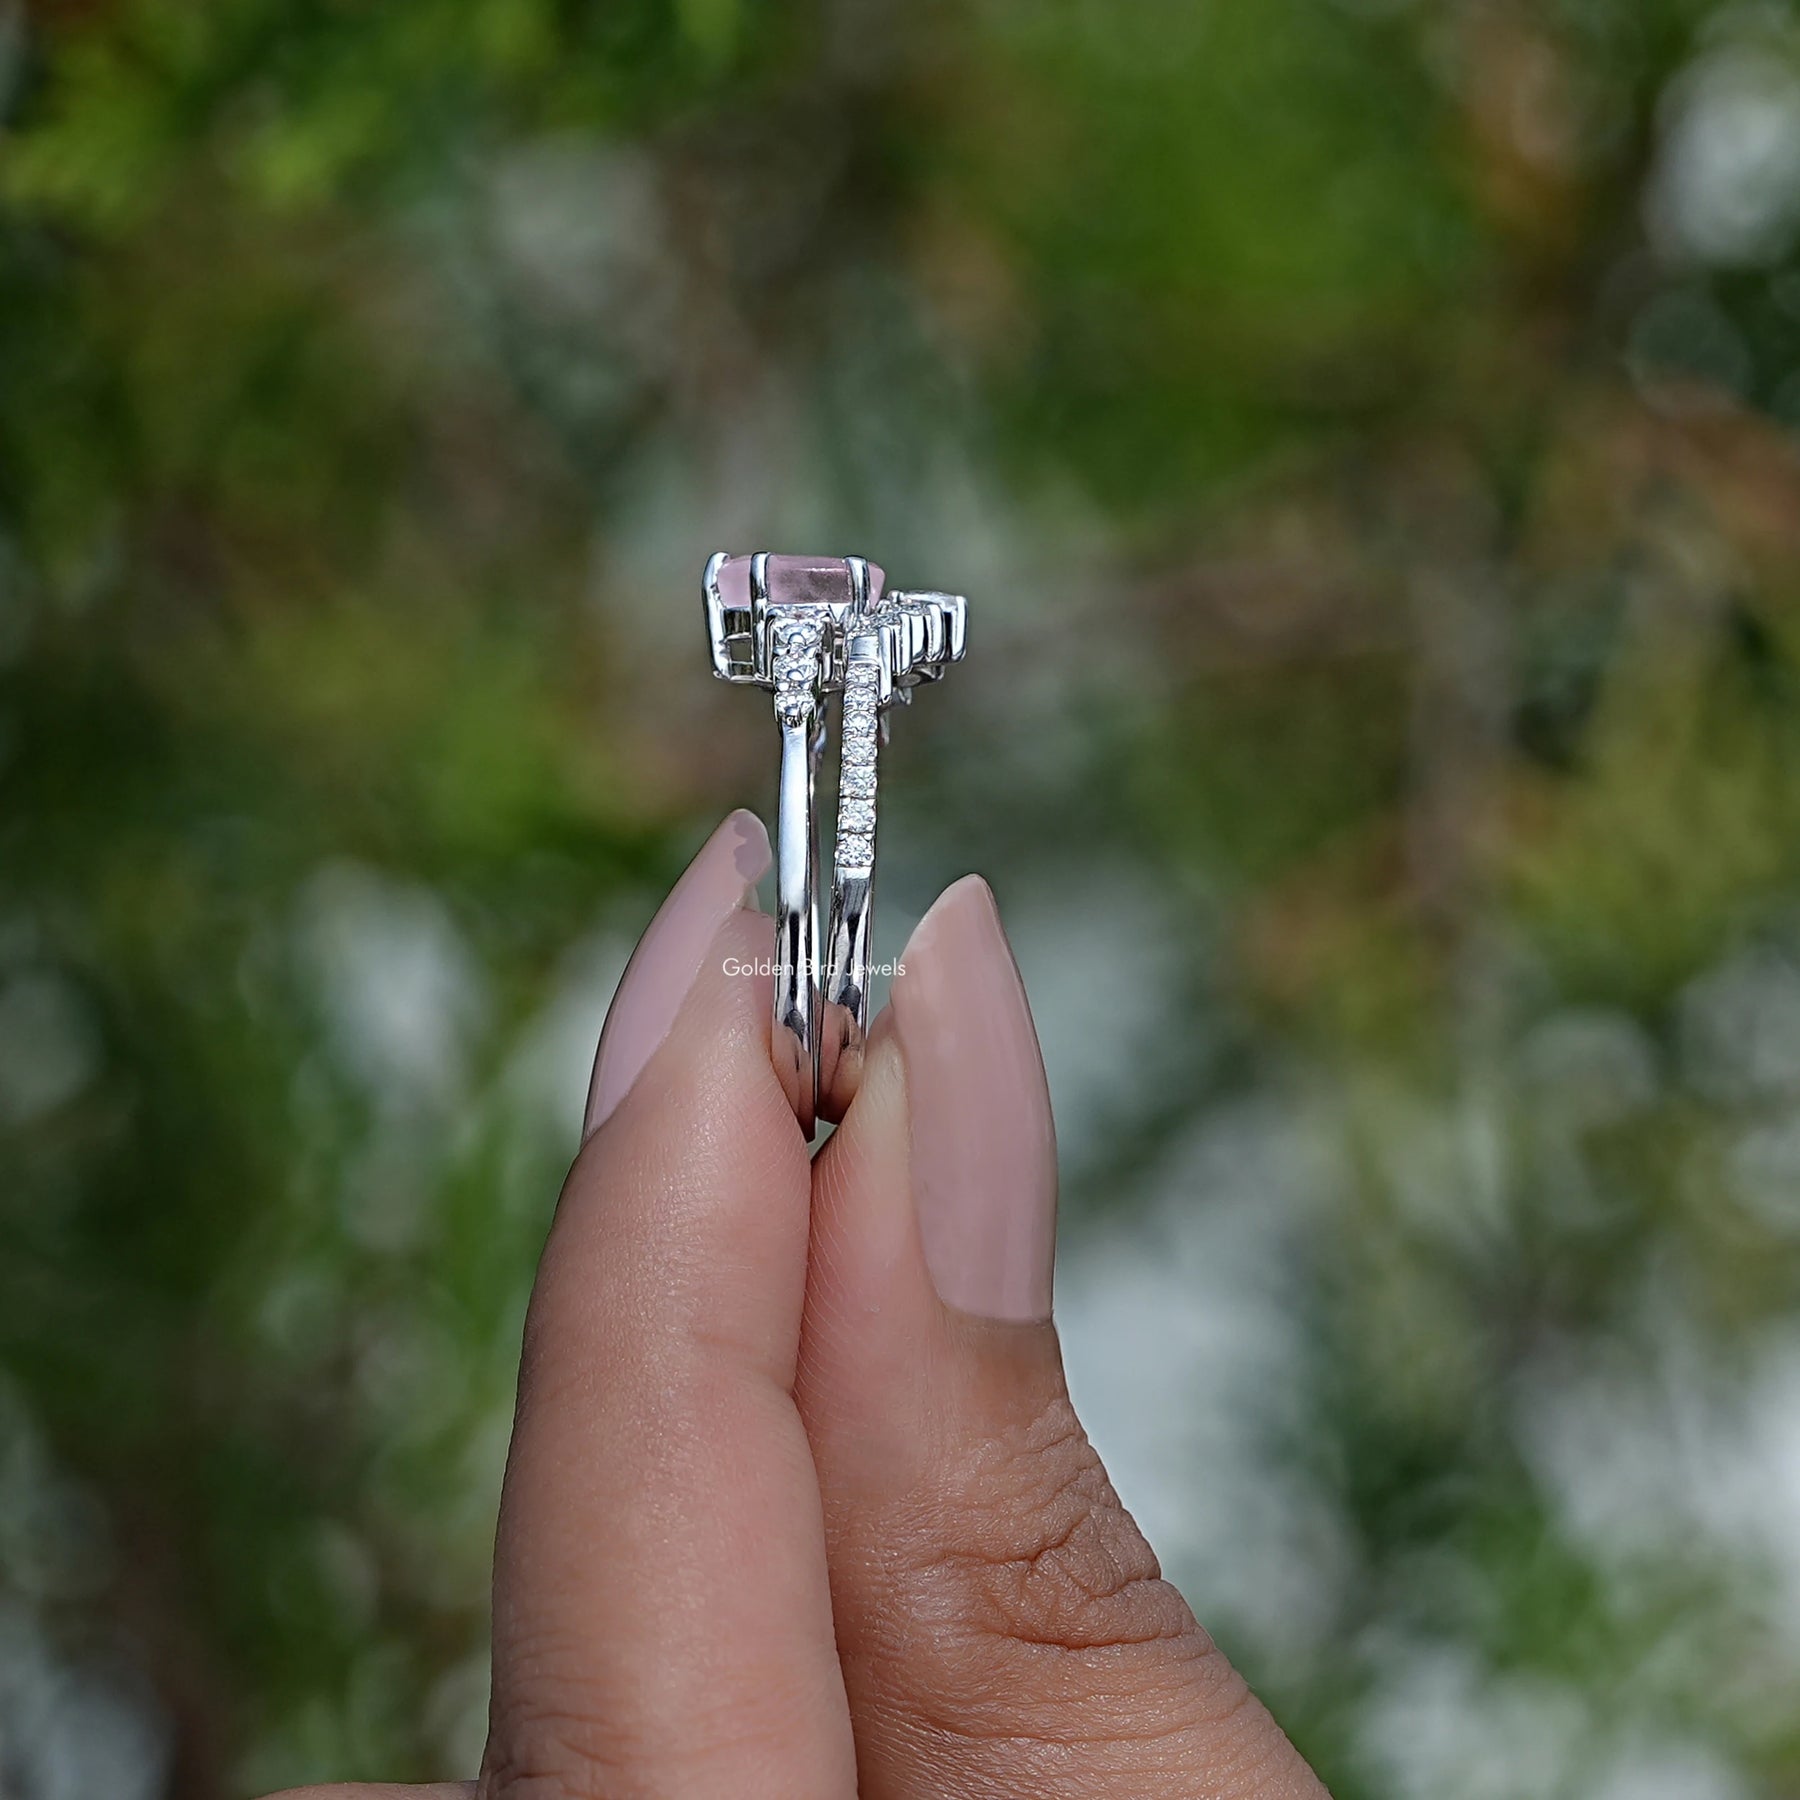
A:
[798, 877, 1326, 1800]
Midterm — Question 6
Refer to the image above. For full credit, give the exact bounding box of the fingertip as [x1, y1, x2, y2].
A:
[890, 870, 1057, 1323]
[720, 806, 774, 893]
[901, 871, 998, 951]
[583, 809, 772, 1140]
[573, 901, 805, 1202]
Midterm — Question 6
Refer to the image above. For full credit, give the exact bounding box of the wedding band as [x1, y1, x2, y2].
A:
[819, 590, 967, 1122]
[818, 641, 880, 1122]
[704, 551, 966, 1132]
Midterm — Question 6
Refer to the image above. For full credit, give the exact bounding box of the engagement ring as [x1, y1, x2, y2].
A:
[703, 552, 966, 1132]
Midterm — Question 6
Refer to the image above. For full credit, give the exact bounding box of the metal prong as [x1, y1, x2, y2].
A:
[845, 555, 873, 614]
[703, 549, 762, 681]
[703, 550, 730, 676]
[921, 602, 947, 665]
[847, 628, 890, 705]
[749, 552, 778, 683]
[941, 592, 968, 662]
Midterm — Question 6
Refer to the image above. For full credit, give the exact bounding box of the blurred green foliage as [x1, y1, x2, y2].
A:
[8, 0, 1800, 1794]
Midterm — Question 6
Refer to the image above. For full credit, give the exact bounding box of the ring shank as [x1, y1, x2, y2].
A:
[818, 868, 873, 1123]
[771, 706, 819, 1136]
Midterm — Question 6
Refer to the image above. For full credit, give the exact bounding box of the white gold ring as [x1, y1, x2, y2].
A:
[703, 551, 966, 1132]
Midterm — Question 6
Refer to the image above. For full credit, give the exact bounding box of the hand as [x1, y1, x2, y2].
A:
[264, 811, 1327, 1800]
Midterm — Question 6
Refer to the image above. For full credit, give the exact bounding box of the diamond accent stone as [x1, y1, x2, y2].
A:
[841, 766, 875, 799]
[839, 798, 875, 833]
[844, 738, 875, 766]
[837, 831, 874, 867]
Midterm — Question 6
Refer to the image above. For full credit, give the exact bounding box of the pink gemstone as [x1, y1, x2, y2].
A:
[715, 554, 885, 611]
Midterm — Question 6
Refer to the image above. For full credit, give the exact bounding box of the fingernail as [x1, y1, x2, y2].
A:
[889, 876, 1058, 1321]
[583, 810, 771, 1139]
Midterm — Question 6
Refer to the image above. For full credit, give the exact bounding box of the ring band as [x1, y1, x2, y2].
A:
[758, 553, 830, 1135]
[819, 591, 968, 1122]
[818, 638, 881, 1122]
[771, 651, 823, 1136]
[703, 552, 966, 1133]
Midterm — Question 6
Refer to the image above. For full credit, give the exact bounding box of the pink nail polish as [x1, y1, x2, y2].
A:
[583, 810, 771, 1139]
[889, 876, 1058, 1321]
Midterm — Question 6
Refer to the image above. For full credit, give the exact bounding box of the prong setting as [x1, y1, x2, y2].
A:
[701, 554, 965, 695]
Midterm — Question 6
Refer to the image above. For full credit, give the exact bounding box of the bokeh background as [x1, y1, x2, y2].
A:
[8, 0, 1800, 1794]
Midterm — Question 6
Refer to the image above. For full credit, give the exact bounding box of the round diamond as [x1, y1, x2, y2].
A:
[841, 767, 875, 799]
[837, 831, 874, 865]
[839, 799, 876, 833]
[844, 738, 875, 766]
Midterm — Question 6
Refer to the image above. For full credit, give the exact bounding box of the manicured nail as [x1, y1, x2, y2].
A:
[888, 876, 1058, 1321]
[583, 810, 771, 1139]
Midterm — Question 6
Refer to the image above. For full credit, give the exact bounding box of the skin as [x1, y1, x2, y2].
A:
[263, 898, 1328, 1800]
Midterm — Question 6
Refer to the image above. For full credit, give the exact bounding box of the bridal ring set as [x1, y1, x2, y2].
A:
[702, 553, 967, 1133]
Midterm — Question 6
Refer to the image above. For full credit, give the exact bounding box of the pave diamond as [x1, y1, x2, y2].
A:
[838, 798, 876, 833]
[841, 766, 875, 798]
[837, 831, 874, 866]
[844, 738, 875, 766]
